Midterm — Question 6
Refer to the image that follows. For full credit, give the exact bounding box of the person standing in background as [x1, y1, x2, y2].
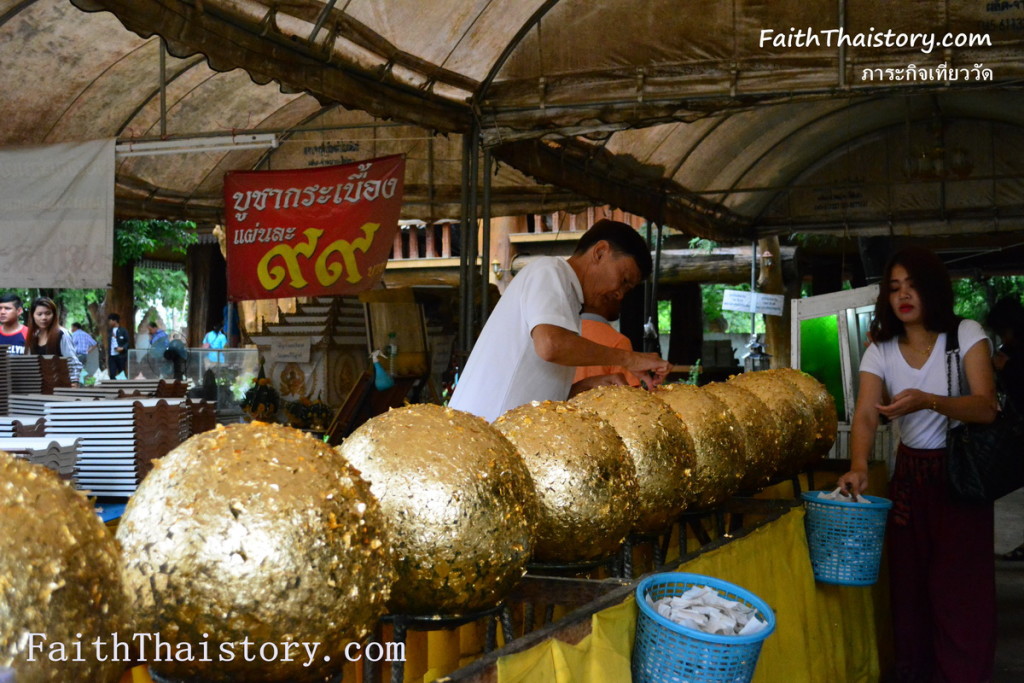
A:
[0, 293, 28, 353]
[573, 294, 641, 389]
[202, 323, 227, 363]
[70, 322, 97, 368]
[107, 313, 129, 379]
[987, 296, 1024, 561]
[27, 297, 82, 383]
[148, 321, 169, 348]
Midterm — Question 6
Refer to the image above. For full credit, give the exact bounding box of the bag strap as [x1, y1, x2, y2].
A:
[944, 318, 963, 437]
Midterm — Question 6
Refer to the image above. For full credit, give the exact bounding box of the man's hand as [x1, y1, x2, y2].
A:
[624, 352, 672, 389]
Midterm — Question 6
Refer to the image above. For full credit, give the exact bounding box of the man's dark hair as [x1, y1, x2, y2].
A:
[869, 246, 955, 342]
[573, 219, 652, 279]
[0, 293, 22, 309]
[988, 296, 1024, 340]
[71, 322, 82, 330]
[108, 313, 121, 323]
[148, 321, 159, 330]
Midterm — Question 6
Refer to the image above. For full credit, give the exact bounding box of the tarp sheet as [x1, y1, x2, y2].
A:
[0, 139, 114, 288]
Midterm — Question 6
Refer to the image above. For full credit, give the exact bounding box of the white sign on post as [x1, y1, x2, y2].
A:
[721, 289, 785, 316]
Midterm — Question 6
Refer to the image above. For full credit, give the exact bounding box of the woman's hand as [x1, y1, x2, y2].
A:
[876, 388, 933, 419]
[837, 468, 869, 495]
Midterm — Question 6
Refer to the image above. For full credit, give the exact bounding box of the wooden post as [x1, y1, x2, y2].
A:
[424, 224, 437, 258]
[393, 231, 404, 260]
[757, 236, 793, 369]
[408, 226, 420, 259]
[441, 223, 452, 258]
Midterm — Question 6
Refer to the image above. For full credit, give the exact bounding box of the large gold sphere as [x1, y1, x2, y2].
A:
[0, 452, 127, 683]
[494, 401, 638, 562]
[729, 370, 821, 475]
[702, 381, 783, 491]
[760, 368, 838, 462]
[117, 423, 394, 683]
[338, 404, 537, 615]
[653, 384, 745, 509]
[570, 386, 694, 532]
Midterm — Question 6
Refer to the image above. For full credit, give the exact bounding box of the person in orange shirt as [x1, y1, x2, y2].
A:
[573, 295, 642, 389]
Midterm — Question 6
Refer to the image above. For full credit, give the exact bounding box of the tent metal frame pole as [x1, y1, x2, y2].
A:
[643, 222, 655, 352]
[159, 38, 167, 138]
[750, 239, 758, 335]
[458, 135, 472, 353]
[650, 221, 663, 347]
[466, 127, 480, 348]
[480, 148, 493, 331]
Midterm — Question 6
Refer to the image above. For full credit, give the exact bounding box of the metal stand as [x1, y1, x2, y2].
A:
[365, 604, 513, 683]
[677, 507, 727, 558]
[526, 548, 624, 579]
[620, 528, 673, 577]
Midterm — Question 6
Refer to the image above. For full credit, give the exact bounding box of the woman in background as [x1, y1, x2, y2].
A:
[988, 296, 1024, 561]
[838, 247, 998, 682]
[26, 297, 82, 384]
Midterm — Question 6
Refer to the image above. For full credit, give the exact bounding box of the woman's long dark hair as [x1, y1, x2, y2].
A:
[869, 246, 956, 343]
[27, 297, 61, 355]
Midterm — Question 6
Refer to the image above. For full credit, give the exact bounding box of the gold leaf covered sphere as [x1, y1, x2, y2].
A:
[570, 385, 694, 532]
[494, 401, 638, 563]
[729, 371, 818, 475]
[758, 368, 838, 463]
[117, 423, 394, 683]
[702, 381, 783, 491]
[0, 452, 127, 683]
[338, 404, 538, 616]
[653, 384, 745, 509]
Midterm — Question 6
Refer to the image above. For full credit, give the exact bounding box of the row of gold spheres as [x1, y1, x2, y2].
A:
[0, 368, 835, 681]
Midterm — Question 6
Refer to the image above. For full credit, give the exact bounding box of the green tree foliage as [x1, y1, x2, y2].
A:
[6, 220, 197, 332]
[953, 276, 1024, 322]
[5, 287, 104, 331]
[135, 268, 188, 313]
[115, 219, 198, 266]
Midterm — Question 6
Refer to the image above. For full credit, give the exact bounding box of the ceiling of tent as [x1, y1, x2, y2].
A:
[4, 0, 1024, 244]
[0, 0, 591, 222]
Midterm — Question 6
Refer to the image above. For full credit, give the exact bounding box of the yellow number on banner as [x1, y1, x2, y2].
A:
[257, 228, 323, 290]
[315, 222, 381, 286]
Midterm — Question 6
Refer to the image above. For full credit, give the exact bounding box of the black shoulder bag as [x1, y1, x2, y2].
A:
[945, 321, 1024, 502]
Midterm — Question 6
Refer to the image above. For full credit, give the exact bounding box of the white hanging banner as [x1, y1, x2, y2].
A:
[0, 139, 115, 288]
[721, 289, 785, 316]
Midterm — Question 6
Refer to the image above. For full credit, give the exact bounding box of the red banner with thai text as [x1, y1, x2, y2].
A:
[224, 155, 405, 301]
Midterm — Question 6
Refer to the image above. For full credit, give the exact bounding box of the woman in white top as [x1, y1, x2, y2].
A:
[838, 247, 997, 682]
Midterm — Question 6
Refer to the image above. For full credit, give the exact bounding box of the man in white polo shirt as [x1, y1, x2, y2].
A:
[449, 220, 671, 422]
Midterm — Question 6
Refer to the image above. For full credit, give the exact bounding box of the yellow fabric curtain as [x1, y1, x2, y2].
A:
[123, 498, 890, 682]
[497, 508, 890, 683]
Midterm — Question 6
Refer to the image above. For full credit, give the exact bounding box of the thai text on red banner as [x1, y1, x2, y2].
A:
[224, 155, 405, 301]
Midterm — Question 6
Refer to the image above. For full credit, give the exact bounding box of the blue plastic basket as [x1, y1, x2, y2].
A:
[801, 491, 893, 586]
[633, 572, 776, 683]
